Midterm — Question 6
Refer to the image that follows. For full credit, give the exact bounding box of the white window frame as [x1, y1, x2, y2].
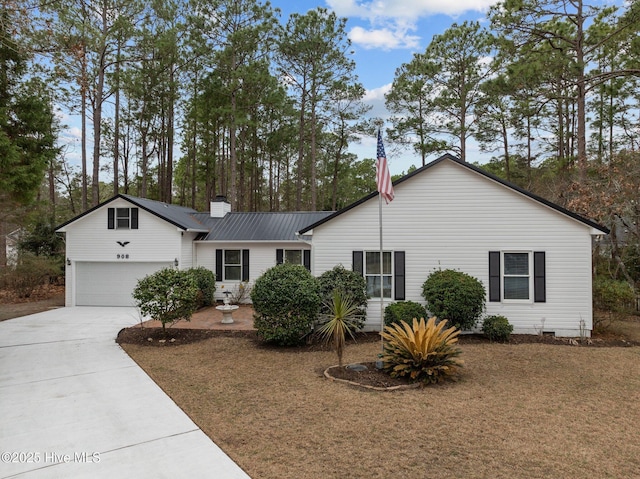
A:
[502, 251, 533, 302]
[116, 208, 131, 229]
[223, 250, 242, 281]
[365, 251, 392, 299]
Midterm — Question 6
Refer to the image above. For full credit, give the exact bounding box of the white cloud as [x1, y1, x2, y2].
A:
[328, 0, 500, 50]
[349, 25, 419, 50]
[363, 83, 392, 119]
[327, 0, 500, 19]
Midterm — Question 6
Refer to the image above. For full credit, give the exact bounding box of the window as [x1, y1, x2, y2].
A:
[276, 249, 310, 270]
[503, 252, 530, 300]
[365, 251, 392, 298]
[116, 208, 130, 229]
[284, 250, 302, 264]
[224, 250, 242, 281]
[216, 249, 249, 282]
[489, 251, 545, 303]
[108, 207, 138, 230]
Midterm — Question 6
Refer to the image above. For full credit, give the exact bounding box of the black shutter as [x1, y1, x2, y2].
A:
[107, 208, 115, 229]
[353, 251, 363, 276]
[242, 249, 250, 281]
[131, 208, 139, 229]
[276, 249, 283, 264]
[534, 251, 546, 302]
[394, 251, 405, 300]
[303, 250, 311, 271]
[489, 251, 501, 302]
[215, 249, 223, 281]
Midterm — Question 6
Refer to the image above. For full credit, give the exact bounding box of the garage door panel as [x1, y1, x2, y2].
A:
[76, 262, 172, 306]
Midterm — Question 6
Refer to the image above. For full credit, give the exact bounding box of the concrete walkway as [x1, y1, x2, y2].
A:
[0, 307, 251, 479]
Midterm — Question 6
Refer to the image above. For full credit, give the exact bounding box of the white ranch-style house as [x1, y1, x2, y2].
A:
[56, 155, 608, 337]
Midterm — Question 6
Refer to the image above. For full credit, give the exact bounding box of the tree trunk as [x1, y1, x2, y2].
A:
[81, 43, 88, 211]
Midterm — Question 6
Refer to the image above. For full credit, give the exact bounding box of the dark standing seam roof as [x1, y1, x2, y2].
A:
[120, 195, 209, 231]
[193, 212, 335, 241]
[298, 154, 610, 235]
[55, 194, 209, 232]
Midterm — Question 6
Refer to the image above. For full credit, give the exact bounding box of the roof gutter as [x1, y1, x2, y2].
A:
[294, 231, 313, 245]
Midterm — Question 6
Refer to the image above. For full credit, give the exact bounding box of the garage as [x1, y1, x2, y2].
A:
[75, 262, 173, 306]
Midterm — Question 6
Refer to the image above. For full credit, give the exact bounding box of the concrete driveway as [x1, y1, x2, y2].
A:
[0, 307, 250, 479]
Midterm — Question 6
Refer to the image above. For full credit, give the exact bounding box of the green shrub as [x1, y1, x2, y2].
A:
[186, 267, 216, 307]
[132, 268, 199, 331]
[3, 253, 61, 298]
[593, 277, 635, 312]
[593, 277, 636, 330]
[384, 301, 428, 327]
[251, 263, 321, 346]
[482, 315, 513, 342]
[317, 265, 368, 330]
[422, 269, 485, 330]
[381, 317, 463, 384]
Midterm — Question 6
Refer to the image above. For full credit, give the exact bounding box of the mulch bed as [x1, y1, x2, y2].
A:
[116, 327, 257, 346]
[116, 326, 639, 348]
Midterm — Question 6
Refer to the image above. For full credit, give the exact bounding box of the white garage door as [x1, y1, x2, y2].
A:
[76, 262, 173, 306]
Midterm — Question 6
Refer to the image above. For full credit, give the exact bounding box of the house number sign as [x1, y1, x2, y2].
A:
[117, 254, 130, 259]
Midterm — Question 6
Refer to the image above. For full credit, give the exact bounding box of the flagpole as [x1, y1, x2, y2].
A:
[378, 188, 384, 367]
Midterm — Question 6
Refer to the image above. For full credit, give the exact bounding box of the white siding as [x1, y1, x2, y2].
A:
[311, 160, 597, 336]
[180, 232, 198, 269]
[195, 241, 311, 302]
[63, 198, 184, 306]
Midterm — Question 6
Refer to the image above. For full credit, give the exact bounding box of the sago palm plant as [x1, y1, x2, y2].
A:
[316, 289, 361, 367]
[380, 317, 463, 384]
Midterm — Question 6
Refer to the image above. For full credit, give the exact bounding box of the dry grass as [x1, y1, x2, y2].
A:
[122, 333, 640, 479]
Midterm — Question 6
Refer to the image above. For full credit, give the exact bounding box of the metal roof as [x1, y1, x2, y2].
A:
[55, 194, 209, 232]
[193, 211, 334, 241]
[121, 195, 209, 232]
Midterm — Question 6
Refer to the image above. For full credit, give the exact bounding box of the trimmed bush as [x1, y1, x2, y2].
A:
[384, 301, 428, 327]
[482, 315, 513, 342]
[422, 269, 486, 330]
[317, 265, 368, 330]
[187, 267, 216, 307]
[381, 317, 463, 384]
[132, 268, 199, 331]
[251, 263, 321, 346]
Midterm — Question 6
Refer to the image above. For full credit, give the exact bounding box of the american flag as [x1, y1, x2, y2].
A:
[376, 130, 394, 203]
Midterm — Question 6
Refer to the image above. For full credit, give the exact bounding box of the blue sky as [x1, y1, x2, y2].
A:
[271, 0, 502, 174]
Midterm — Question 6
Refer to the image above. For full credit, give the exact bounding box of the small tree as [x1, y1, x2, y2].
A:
[133, 268, 199, 332]
[317, 265, 368, 330]
[316, 290, 360, 367]
[251, 263, 321, 346]
[422, 269, 485, 330]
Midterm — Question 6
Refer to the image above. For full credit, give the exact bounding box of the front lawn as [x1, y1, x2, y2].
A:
[121, 326, 640, 479]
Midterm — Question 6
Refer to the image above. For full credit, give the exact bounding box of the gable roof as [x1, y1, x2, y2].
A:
[193, 211, 334, 241]
[298, 154, 610, 235]
[56, 194, 209, 232]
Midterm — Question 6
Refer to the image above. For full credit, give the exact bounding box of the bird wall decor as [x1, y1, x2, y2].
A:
[116, 241, 130, 247]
